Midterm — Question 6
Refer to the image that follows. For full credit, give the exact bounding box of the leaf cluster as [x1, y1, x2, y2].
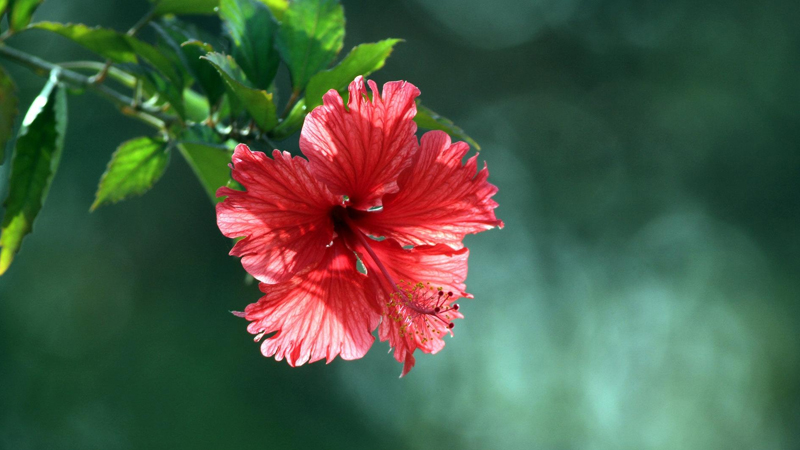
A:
[0, 0, 477, 275]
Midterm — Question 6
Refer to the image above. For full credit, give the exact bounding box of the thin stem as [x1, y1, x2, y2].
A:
[59, 61, 136, 87]
[127, 6, 157, 37]
[0, 44, 174, 128]
[89, 5, 155, 86]
[281, 89, 301, 119]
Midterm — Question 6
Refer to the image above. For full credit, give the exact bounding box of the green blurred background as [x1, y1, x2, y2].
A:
[2, 0, 799, 449]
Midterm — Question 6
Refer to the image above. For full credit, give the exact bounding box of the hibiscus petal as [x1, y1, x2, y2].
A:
[361, 238, 469, 376]
[216, 144, 338, 284]
[300, 76, 420, 210]
[358, 130, 503, 249]
[244, 240, 381, 366]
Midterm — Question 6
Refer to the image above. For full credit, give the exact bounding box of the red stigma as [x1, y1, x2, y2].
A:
[447, 322, 455, 329]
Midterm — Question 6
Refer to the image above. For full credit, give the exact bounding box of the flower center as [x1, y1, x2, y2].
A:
[343, 220, 459, 329]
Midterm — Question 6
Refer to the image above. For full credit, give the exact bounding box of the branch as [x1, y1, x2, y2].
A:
[0, 44, 175, 129]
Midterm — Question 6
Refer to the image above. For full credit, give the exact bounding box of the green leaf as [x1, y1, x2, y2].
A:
[276, 0, 345, 92]
[220, 0, 280, 90]
[160, 18, 225, 107]
[0, 66, 18, 164]
[0, 0, 8, 18]
[260, 0, 287, 21]
[178, 142, 233, 203]
[31, 22, 137, 63]
[31, 22, 183, 94]
[0, 71, 67, 275]
[151, 21, 193, 91]
[305, 39, 400, 109]
[202, 52, 278, 131]
[151, 0, 217, 15]
[414, 104, 481, 150]
[8, 0, 43, 32]
[91, 137, 170, 211]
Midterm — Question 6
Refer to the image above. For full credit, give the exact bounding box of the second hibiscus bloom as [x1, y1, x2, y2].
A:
[216, 76, 502, 376]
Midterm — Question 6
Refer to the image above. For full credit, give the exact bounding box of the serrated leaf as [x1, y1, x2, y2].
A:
[0, 71, 67, 275]
[276, 0, 344, 92]
[414, 103, 481, 150]
[31, 22, 183, 95]
[305, 39, 400, 109]
[220, 0, 279, 90]
[178, 142, 233, 203]
[151, 0, 217, 15]
[91, 137, 170, 211]
[202, 52, 278, 131]
[0, 66, 18, 163]
[8, 0, 43, 32]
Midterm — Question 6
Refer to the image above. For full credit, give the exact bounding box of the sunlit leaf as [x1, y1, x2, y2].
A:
[414, 103, 481, 150]
[305, 39, 400, 109]
[8, 0, 43, 32]
[91, 137, 170, 211]
[259, 0, 287, 21]
[0, 0, 8, 18]
[276, 0, 344, 92]
[0, 66, 18, 164]
[220, 0, 280, 90]
[202, 52, 278, 132]
[151, 0, 217, 15]
[0, 71, 66, 275]
[178, 142, 233, 203]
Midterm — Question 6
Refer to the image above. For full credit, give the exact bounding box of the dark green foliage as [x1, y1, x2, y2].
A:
[0, 0, 474, 274]
[150, 0, 217, 16]
[0, 72, 66, 274]
[0, 66, 17, 163]
[202, 52, 278, 132]
[220, 0, 280, 90]
[415, 104, 481, 150]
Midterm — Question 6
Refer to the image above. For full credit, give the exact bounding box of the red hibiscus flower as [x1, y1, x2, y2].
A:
[216, 76, 502, 376]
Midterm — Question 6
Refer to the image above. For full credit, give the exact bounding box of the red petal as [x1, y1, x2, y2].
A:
[244, 240, 380, 366]
[216, 145, 338, 284]
[300, 76, 420, 210]
[361, 238, 469, 375]
[358, 131, 503, 249]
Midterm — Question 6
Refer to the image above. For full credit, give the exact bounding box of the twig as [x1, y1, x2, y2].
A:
[0, 44, 174, 128]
